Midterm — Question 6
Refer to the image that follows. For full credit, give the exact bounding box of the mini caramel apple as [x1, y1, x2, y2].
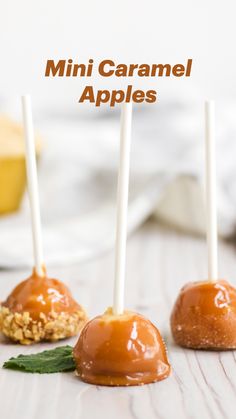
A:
[74, 103, 170, 385]
[0, 96, 87, 344]
[0, 267, 86, 344]
[171, 102, 236, 350]
[171, 280, 236, 349]
[73, 308, 170, 386]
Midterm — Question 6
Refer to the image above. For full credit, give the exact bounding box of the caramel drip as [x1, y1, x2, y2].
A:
[173, 280, 236, 317]
[3, 268, 80, 320]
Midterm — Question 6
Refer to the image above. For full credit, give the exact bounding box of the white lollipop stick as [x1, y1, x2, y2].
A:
[205, 100, 218, 281]
[113, 103, 132, 315]
[22, 95, 44, 277]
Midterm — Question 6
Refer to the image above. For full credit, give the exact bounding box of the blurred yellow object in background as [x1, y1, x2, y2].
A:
[0, 116, 41, 215]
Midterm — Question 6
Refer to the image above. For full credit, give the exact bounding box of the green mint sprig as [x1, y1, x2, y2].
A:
[3, 345, 76, 373]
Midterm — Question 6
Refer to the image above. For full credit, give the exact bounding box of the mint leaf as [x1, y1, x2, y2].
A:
[3, 345, 75, 373]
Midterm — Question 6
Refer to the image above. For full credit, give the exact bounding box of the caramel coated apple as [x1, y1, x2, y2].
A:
[0, 268, 87, 344]
[73, 309, 171, 386]
[171, 280, 236, 349]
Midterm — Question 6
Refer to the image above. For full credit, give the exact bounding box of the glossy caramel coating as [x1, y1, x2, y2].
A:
[171, 280, 236, 349]
[73, 309, 171, 386]
[2, 268, 81, 320]
[0, 268, 87, 344]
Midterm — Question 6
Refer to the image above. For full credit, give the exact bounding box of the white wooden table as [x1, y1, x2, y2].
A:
[1, 220, 236, 419]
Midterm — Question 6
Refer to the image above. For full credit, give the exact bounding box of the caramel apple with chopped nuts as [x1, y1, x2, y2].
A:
[0, 97, 87, 344]
[0, 267, 87, 345]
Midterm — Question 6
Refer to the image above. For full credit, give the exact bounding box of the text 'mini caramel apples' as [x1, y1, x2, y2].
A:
[73, 103, 170, 385]
[0, 267, 87, 345]
[0, 96, 87, 344]
[171, 101, 236, 350]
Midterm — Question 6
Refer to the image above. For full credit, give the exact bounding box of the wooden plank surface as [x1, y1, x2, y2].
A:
[0, 220, 236, 419]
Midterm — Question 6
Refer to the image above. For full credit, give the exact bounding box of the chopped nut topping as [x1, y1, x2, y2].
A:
[0, 305, 87, 345]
